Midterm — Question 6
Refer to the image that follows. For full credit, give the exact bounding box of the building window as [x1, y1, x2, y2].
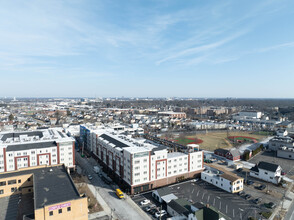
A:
[8, 180, 16, 185]
[265, 172, 268, 175]
[28, 178, 31, 182]
[0, 189, 3, 194]
[67, 207, 71, 212]
[49, 211, 53, 216]
[11, 187, 17, 192]
[0, 181, 6, 186]
[18, 180, 21, 183]
[58, 209, 62, 214]
[31, 151, 35, 154]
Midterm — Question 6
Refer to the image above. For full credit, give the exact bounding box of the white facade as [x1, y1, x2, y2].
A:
[201, 169, 243, 193]
[250, 164, 281, 184]
[238, 111, 262, 119]
[92, 132, 203, 191]
[0, 129, 75, 173]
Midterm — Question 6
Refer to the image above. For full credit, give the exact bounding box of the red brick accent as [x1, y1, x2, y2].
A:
[130, 154, 133, 185]
[14, 155, 30, 170]
[155, 159, 167, 179]
[37, 153, 51, 166]
[3, 148, 7, 172]
[149, 152, 151, 181]
[57, 143, 60, 164]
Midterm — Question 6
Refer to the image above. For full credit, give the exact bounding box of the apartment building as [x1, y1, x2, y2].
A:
[201, 168, 243, 193]
[87, 132, 203, 194]
[0, 165, 87, 220]
[157, 111, 186, 119]
[0, 129, 75, 173]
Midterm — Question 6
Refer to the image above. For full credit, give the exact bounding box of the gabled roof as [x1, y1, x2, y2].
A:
[155, 187, 172, 197]
[250, 165, 259, 173]
[214, 148, 229, 154]
[229, 148, 240, 157]
[257, 161, 279, 172]
[168, 199, 189, 214]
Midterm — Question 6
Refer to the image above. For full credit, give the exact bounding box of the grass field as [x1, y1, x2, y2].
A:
[166, 131, 268, 151]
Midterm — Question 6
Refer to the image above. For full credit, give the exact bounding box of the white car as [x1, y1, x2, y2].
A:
[140, 199, 150, 206]
[155, 210, 167, 218]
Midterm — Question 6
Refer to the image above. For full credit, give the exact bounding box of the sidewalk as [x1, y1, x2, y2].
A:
[87, 183, 117, 220]
[270, 182, 294, 220]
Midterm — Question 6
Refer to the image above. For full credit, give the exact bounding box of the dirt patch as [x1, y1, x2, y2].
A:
[71, 172, 87, 184]
[76, 183, 103, 213]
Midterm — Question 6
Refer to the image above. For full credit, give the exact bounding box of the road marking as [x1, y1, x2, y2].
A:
[226, 205, 227, 213]
[216, 196, 221, 199]
[233, 209, 235, 218]
[239, 208, 244, 212]
[207, 195, 210, 203]
[197, 190, 200, 197]
[192, 188, 195, 194]
[202, 192, 205, 200]
[219, 202, 221, 210]
[213, 198, 215, 206]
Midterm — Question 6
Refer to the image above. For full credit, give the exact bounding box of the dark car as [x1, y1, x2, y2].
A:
[144, 206, 151, 212]
[257, 184, 266, 190]
[244, 194, 251, 200]
[246, 180, 254, 185]
[281, 171, 286, 175]
[264, 202, 276, 209]
[238, 191, 245, 196]
[237, 168, 243, 172]
[150, 208, 158, 215]
[253, 198, 262, 204]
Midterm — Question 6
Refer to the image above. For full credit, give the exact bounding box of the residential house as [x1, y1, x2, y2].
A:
[250, 161, 282, 184]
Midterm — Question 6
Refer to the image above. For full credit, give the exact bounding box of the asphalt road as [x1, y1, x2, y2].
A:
[75, 151, 150, 220]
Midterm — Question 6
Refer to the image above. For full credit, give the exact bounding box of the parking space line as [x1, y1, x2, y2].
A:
[207, 195, 210, 203]
[213, 198, 215, 206]
[192, 188, 194, 194]
[219, 201, 221, 210]
[233, 209, 235, 218]
[226, 205, 227, 214]
[197, 190, 199, 197]
[202, 192, 205, 200]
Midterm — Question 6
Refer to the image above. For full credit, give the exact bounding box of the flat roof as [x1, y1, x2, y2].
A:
[6, 141, 57, 152]
[0, 165, 81, 210]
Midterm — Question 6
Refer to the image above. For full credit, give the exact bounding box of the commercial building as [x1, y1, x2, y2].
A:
[158, 111, 186, 119]
[277, 146, 294, 160]
[201, 168, 243, 193]
[0, 165, 88, 220]
[0, 129, 75, 173]
[268, 136, 294, 151]
[83, 131, 203, 194]
[250, 161, 282, 184]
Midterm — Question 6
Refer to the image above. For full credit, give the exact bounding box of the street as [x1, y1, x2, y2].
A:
[75, 151, 151, 220]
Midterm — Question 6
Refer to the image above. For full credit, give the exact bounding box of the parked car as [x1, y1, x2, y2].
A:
[253, 198, 262, 204]
[87, 175, 93, 180]
[256, 184, 266, 190]
[264, 202, 276, 209]
[244, 194, 251, 200]
[238, 191, 245, 196]
[237, 168, 243, 172]
[155, 210, 167, 218]
[140, 199, 150, 206]
[191, 178, 199, 182]
[144, 206, 151, 212]
[246, 180, 254, 185]
[150, 208, 158, 215]
[281, 171, 286, 175]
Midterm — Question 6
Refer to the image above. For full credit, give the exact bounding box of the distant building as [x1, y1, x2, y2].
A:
[0, 165, 88, 220]
[268, 136, 294, 151]
[214, 148, 240, 161]
[0, 129, 75, 173]
[201, 168, 243, 193]
[277, 146, 294, 160]
[158, 111, 186, 119]
[250, 161, 281, 184]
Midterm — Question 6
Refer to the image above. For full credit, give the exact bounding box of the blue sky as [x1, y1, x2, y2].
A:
[0, 0, 294, 98]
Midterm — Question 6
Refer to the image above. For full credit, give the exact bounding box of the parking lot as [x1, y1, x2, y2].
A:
[249, 151, 294, 178]
[132, 192, 169, 220]
[133, 179, 276, 220]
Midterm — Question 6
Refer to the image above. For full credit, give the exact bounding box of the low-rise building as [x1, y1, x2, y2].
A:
[158, 111, 186, 119]
[214, 148, 240, 161]
[201, 168, 243, 193]
[277, 146, 294, 160]
[268, 136, 294, 151]
[152, 187, 178, 204]
[250, 161, 281, 184]
[0, 165, 88, 220]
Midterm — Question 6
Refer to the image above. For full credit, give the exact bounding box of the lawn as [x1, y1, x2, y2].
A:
[182, 131, 268, 151]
